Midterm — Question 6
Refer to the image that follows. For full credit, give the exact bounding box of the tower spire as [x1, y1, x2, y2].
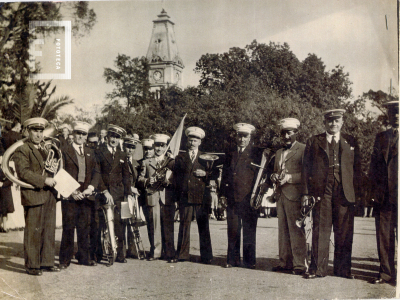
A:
[146, 9, 184, 93]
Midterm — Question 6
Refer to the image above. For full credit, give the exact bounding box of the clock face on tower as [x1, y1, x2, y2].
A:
[153, 70, 162, 82]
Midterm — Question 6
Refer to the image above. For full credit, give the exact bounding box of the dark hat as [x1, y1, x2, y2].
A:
[107, 124, 126, 138]
[323, 109, 345, 119]
[124, 136, 140, 146]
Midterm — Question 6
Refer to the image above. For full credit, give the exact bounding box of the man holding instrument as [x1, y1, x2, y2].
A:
[138, 134, 175, 261]
[269, 118, 307, 275]
[96, 124, 131, 263]
[221, 123, 262, 269]
[302, 109, 361, 279]
[13, 118, 59, 275]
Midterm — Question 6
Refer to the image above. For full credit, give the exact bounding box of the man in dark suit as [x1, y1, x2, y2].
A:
[96, 124, 131, 263]
[174, 127, 214, 264]
[138, 134, 176, 262]
[302, 109, 361, 279]
[270, 118, 307, 275]
[59, 121, 101, 269]
[220, 123, 262, 269]
[369, 100, 398, 285]
[13, 118, 60, 275]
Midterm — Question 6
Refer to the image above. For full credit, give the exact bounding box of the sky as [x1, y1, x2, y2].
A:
[34, 0, 398, 119]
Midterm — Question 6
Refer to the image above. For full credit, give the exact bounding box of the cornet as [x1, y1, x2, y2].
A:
[295, 195, 319, 228]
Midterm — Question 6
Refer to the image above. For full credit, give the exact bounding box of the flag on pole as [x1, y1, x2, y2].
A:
[165, 113, 187, 157]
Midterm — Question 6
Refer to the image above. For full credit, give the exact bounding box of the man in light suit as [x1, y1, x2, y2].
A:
[221, 123, 262, 269]
[270, 118, 307, 275]
[369, 100, 398, 285]
[302, 109, 361, 279]
[96, 124, 131, 263]
[59, 121, 101, 269]
[174, 127, 214, 264]
[138, 134, 175, 261]
[14, 118, 59, 275]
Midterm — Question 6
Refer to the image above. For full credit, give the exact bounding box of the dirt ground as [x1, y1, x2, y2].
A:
[0, 216, 397, 300]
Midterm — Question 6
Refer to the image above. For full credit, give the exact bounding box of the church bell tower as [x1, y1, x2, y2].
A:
[146, 9, 184, 93]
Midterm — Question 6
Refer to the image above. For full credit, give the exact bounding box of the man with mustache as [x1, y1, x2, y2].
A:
[302, 109, 361, 279]
[270, 118, 307, 276]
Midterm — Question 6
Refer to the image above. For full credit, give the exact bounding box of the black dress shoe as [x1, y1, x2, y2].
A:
[245, 264, 256, 269]
[369, 278, 390, 284]
[292, 269, 306, 276]
[167, 258, 178, 263]
[202, 259, 213, 265]
[79, 260, 97, 266]
[147, 257, 159, 261]
[115, 258, 127, 263]
[26, 268, 42, 276]
[272, 266, 292, 272]
[59, 264, 68, 270]
[225, 264, 233, 268]
[41, 266, 61, 272]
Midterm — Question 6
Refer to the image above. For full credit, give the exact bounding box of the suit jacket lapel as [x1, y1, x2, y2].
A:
[317, 133, 328, 157]
[111, 149, 123, 171]
[101, 146, 113, 166]
[284, 142, 298, 163]
[28, 142, 45, 169]
[66, 145, 79, 167]
[340, 134, 351, 162]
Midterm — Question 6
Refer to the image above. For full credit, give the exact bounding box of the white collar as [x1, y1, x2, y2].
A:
[72, 142, 84, 154]
[326, 132, 340, 143]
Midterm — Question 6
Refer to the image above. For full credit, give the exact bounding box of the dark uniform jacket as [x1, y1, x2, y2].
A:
[369, 128, 398, 206]
[62, 144, 101, 194]
[302, 132, 361, 202]
[96, 145, 131, 200]
[14, 141, 52, 206]
[174, 151, 211, 205]
[221, 146, 262, 205]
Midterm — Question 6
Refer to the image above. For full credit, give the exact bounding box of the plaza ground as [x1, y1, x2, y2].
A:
[0, 216, 397, 300]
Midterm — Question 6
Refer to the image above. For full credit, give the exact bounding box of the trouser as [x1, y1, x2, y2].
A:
[226, 199, 258, 267]
[59, 199, 92, 264]
[276, 193, 307, 271]
[161, 203, 176, 259]
[89, 198, 99, 261]
[24, 193, 56, 269]
[375, 202, 397, 282]
[177, 202, 213, 262]
[310, 178, 354, 277]
[143, 201, 162, 258]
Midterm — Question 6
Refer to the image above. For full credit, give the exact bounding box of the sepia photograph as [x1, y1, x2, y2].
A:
[0, 0, 398, 299]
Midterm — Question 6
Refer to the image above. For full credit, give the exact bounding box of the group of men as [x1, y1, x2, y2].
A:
[9, 100, 398, 286]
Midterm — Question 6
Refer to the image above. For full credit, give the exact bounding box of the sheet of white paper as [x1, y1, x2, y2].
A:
[53, 169, 81, 198]
[121, 201, 132, 219]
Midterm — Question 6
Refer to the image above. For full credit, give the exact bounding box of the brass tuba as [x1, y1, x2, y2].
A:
[1, 124, 63, 189]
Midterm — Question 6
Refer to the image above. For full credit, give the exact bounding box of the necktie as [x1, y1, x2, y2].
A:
[112, 147, 115, 159]
[331, 136, 337, 149]
[79, 146, 83, 156]
[190, 151, 195, 162]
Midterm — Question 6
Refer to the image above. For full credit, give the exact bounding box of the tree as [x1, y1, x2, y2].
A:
[0, 2, 96, 121]
[103, 54, 150, 111]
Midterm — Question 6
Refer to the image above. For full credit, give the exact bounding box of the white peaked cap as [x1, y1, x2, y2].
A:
[72, 121, 90, 133]
[233, 123, 255, 134]
[185, 127, 205, 139]
[150, 134, 170, 144]
[142, 139, 154, 148]
[279, 118, 300, 130]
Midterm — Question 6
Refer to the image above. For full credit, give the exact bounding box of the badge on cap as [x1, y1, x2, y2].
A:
[233, 123, 255, 134]
[107, 124, 126, 138]
[323, 109, 345, 119]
